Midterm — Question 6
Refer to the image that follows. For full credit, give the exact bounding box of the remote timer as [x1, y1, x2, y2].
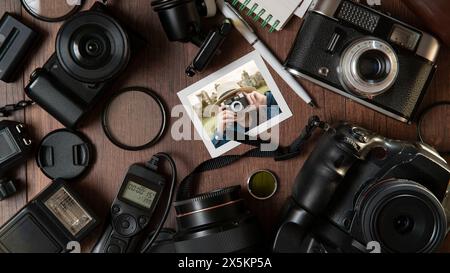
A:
[93, 164, 165, 253]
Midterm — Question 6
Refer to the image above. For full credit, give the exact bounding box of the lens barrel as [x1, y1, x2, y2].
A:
[173, 186, 263, 253]
[339, 38, 398, 98]
[56, 11, 131, 83]
[359, 179, 447, 253]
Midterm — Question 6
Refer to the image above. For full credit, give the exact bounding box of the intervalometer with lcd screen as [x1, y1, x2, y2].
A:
[93, 163, 166, 253]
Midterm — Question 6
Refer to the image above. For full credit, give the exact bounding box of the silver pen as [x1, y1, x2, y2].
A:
[217, 0, 316, 107]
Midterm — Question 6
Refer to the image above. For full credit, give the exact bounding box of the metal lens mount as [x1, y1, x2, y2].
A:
[340, 38, 399, 98]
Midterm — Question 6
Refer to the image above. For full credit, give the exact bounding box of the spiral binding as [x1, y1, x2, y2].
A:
[231, 0, 281, 32]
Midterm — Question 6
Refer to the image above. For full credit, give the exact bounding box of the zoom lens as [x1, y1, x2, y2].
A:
[56, 11, 131, 83]
[359, 179, 447, 253]
[340, 38, 398, 98]
[173, 186, 263, 253]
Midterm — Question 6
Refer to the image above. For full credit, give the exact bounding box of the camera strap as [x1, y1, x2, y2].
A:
[0, 100, 34, 118]
[176, 116, 330, 200]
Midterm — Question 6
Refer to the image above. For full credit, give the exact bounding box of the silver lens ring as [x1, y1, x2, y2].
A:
[340, 38, 398, 98]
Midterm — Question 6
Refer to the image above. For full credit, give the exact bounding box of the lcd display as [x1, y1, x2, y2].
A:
[0, 128, 20, 164]
[121, 181, 156, 209]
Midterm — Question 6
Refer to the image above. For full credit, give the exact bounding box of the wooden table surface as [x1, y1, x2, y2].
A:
[0, 0, 449, 252]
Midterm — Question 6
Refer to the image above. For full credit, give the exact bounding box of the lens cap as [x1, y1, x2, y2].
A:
[21, 0, 84, 22]
[247, 170, 278, 200]
[102, 87, 167, 151]
[37, 129, 93, 180]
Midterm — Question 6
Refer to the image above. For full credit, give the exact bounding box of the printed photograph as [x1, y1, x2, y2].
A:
[178, 51, 292, 158]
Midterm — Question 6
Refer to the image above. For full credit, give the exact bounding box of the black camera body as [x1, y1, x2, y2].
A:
[25, 2, 143, 128]
[285, 0, 440, 123]
[273, 123, 450, 253]
[223, 93, 250, 113]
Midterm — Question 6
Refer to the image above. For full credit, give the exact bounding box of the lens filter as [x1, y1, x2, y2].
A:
[102, 87, 167, 151]
[21, 0, 84, 22]
[247, 170, 278, 200]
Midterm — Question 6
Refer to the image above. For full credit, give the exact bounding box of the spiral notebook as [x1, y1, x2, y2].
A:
[231, 0, 315, 32]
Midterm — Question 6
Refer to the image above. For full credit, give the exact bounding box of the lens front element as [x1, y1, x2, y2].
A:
[340, 38, 398, 98]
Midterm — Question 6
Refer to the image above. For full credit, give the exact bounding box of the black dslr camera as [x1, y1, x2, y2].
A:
[285, 0, 440, 123]
[25, 2, 143, 128]
[224, 93, 250, 113]
[273, 123, 450, 253]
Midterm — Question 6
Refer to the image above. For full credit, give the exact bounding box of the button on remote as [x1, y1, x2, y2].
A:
[115, 214, 137, 236]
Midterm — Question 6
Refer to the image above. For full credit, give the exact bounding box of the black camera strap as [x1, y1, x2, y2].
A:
[0, 100, 34, 117]
[417, 101, 450, 156]
[176, 116, 330, 200]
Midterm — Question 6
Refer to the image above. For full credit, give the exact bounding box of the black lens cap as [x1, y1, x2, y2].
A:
[37, 129, 93, 180]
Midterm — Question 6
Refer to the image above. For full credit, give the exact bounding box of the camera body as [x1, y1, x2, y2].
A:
[25, 2, 143, 128]
[223, 93, 250, 113]
[273, 123, 450, 253]
[285, 0, 440, 123]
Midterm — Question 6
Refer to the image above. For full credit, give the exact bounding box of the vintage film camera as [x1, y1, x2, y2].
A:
[223, 93, 250, 113]
[25, 2, 144, 128]
[285, 0, 440, 123]
[273, 123, 450, 253]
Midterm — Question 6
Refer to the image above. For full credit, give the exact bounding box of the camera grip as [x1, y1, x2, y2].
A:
[292, 133, 360, 215]
[25, 70, 86, 128]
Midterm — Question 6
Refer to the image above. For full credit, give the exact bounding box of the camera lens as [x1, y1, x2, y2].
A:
[340, 38, 398, 98]
[357, 50, 391, 83]
[56, 11, 131, 83]
[71, 25, 111, 69]
[359, 179, 447, 253]
[393, 215, 414, 235]
[173, 186, 263, 253]
[230, 101, 244, 112]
